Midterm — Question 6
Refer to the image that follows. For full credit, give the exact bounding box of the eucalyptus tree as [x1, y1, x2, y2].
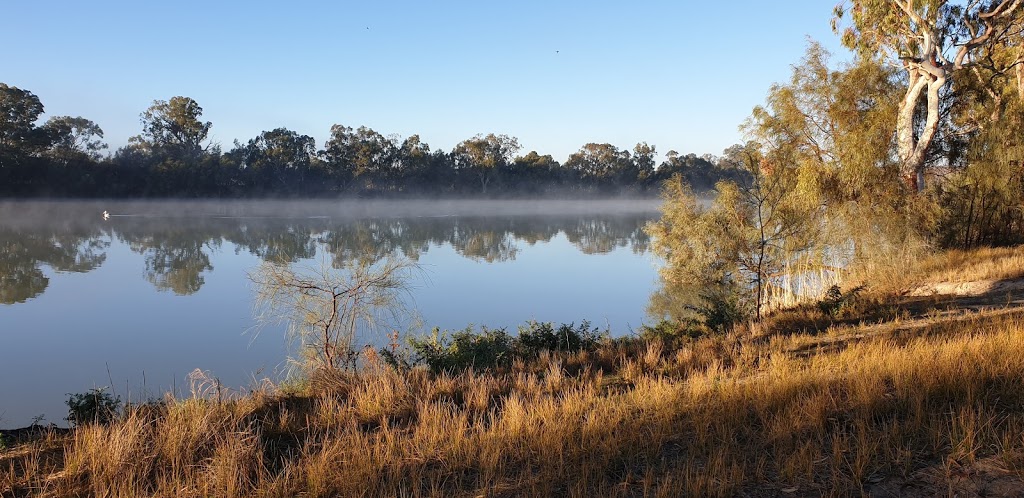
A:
[132, 96, 212, 159]
[238, 127, 317, 191]
[632, 142, 657, 185]
[564, 143, 634, 187]
[833, 0, 1024, 190]
[0, 84, 46, 152]
[655, 150, 741, 191]
[394, 134, 430, 187]
[510, 151, 561, 191]
[451, 133, 520, 193]
[322, 125, 399, 192]
[42, 116, 107, 165]
[935, 28, 1024, 246]
[0, 83, 48, 185]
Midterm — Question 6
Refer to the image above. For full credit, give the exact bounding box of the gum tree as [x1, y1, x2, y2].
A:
[834, 0, 1023, 190]
[452, 133, 520, 193]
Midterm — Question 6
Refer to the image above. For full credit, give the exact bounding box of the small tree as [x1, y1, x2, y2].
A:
[647, 149, 818, 323]
[251, 257, 418, 371]
[66, 387, 121, 426]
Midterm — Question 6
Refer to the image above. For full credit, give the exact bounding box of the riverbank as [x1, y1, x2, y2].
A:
[5, 247, 1024, 497]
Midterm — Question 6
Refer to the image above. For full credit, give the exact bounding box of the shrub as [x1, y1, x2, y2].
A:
[515, 320, 605, 357]
[690, 289, 749, 332]
[409, 326, 514, 373]
[639, 319, 704, 343]
[401, 321, 609, 374]
[66, 387, 121, 426]
[817, 284, 867, 319]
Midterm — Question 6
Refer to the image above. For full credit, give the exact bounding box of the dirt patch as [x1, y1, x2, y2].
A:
[909, 277, 1024, 298]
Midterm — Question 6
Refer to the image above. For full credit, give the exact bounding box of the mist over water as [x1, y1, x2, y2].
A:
[0, 199, 660, 427]
[0, 198, 660, 225]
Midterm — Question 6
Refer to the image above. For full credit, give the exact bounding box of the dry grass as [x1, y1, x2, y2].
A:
[914, 245, 1024, 284]
[836, 243, 1024, 301]
[4, 305, 1024, 497]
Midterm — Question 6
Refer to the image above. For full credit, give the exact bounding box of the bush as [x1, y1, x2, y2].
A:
[515, 320, 605, 357]
[399, 321, 609, 374]
[690, 289, 749, 332]
[409, 326, 514, 374]
[817, 284, 867, 319]
[639, 319, 705, 343]
[66, 387, 121, 426]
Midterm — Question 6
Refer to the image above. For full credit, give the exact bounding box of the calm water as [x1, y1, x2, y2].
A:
[0, 199, 660, 427]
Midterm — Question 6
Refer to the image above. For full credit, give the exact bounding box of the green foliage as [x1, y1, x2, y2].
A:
[401, 321, 608, 374]
[564, 143, 636, 187]
[652, 149, 751, 192]
[2, 79, 756, 197]
[133, 96, 211, 158]
[514, 320, 604, 356]
[0, 83, 46, 152]
[690, 289, 750, 333]
[817, 284, 867, 319]
[638, 319, 704, 343]
[647, 144, 819, 324]
[409, 326, 514, 374]
[66, 387, 121, 426]
[452, 133, 521, 193]
[932, 121, 1024, 248]
[237, 127, 317, 192]
[42, 116, 107, 163]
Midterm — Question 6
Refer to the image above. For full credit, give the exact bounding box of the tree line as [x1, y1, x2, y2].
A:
[0, 87, 747, 197]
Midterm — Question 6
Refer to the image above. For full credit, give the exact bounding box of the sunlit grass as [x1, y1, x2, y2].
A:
[915, 245, 1024, 284]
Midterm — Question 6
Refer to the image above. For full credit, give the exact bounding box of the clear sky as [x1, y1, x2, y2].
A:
[2, 1, 849, 162]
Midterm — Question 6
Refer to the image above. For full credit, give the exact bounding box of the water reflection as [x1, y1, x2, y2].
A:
[125, 232, 217, 296]
[0, 201, 655, 302]
[0, 229, 109, 304]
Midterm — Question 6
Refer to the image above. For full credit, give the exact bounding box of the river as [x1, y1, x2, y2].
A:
[0, 199, 661, 426]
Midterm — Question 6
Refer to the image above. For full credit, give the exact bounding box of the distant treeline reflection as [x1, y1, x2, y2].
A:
[0, 205, 652, 303]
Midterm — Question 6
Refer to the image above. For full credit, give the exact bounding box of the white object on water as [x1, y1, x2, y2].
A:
[102, 210, 109, 220]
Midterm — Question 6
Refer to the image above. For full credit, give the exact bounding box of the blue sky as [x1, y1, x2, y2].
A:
[2, 1, 849, 162]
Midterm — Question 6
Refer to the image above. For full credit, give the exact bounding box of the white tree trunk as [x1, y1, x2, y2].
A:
[895, 29, 948, 192]
[888, 0, 1022, 192]
[896, 72, 929, 189]
[1017, 59, 1024, 102]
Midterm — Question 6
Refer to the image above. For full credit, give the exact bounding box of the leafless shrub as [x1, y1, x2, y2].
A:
[251, 257, 419, 371]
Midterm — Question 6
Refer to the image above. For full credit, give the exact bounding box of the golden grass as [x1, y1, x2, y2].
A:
[4, 305, 1024, 497]
[914, 245, 1024, 284]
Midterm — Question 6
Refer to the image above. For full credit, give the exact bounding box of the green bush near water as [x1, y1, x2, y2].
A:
[382, 321, 608, 373]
